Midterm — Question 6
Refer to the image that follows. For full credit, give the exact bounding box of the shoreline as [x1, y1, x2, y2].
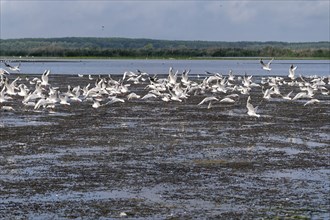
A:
[1, 56, 330, 62]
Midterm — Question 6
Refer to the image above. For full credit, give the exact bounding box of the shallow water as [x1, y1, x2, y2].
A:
[0, 72, 329, 219]
[9, 58, 330, 77]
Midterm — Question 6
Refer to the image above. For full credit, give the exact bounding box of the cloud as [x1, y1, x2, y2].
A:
[0, 0, 329, 42]
[223, 1, 257, 23]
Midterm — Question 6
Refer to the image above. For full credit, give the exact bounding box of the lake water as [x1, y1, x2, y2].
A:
[12, 59, 330, 77]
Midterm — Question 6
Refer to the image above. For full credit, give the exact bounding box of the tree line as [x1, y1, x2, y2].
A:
[0, 37, 329, 58]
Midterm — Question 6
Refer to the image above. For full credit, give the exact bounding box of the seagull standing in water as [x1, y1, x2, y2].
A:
[260, 58, 274, 71]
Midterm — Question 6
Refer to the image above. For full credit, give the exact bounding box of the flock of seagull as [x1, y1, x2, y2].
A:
[0, 58, 329, 118]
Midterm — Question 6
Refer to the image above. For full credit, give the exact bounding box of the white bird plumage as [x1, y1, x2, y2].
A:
[4, 61, 21, 72]
[0, 68, 10, 76]
[41, 70, 50, 86]
[260, 58, 274, 71]
[198, 96, 219, 105]
[0, 65, 327, 116]
[289, 64, 297, 80]
[246, 96, 260, 117]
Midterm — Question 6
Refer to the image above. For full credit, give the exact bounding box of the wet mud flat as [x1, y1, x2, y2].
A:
[0, 74, 329, 219]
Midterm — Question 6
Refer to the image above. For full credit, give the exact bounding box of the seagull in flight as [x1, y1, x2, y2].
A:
[4, 61, 21, 72]
[198, 96, 218, 106]
[288, 64, 297, 80]
[0, 68, 10, 76]
[246, 96, 260, 117]
[41, 70, 50, 86]
[260, 58, 274, 71]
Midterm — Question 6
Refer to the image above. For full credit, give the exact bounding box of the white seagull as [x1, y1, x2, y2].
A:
[288, 64, 297, 80]
[92, 99, 102, 109]
[59, 95, 71, 106]
[5, 62, 21, 72]
[168, 67, 178, 85]
[0, 86, 11, 103]
[127, 92, 141, 100]
[260, 58, 274, 71]
[198, 96, 219, 105]
[246, 96, 260, 117]
[141, 93, 157, 100]
[106, 96, 125, 105]
[34, 98, 49, 109]
[1, 106, 15, 111]
[282, 90, 293, 100]
[219, 97, 235, 103]
[41, 70, 50, 86]
[303, 98, 320, 106]
[0, 68, 10, 76]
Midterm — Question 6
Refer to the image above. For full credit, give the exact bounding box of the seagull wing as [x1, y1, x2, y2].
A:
[219, 97, 235, 103]
[246, 96, 258, 115]
[260, 59, 266, 67]
[246, 101, 255, 113]
[267, 58, 274, 67]
[0, 68, 10, 75]
[4, 62, 13, 68]
[198, 96, 218, 105]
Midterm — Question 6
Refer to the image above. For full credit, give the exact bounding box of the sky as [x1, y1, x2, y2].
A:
[0, 0, 329, 42]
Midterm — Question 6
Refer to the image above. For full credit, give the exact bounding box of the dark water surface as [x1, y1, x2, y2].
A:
[0, 67, 329, 219]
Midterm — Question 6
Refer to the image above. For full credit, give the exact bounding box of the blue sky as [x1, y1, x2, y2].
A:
[0, 0, 329, 42]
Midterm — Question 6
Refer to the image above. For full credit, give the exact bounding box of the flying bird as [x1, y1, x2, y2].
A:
[41, 70, 50, 86]
[260, 58, 274, 71]
[0, 68, 10, 75]
[303, 98, 320, 106]
[198, 96, 219, 105]
[219, 97, 235, 103]
[288, 64, 297, 80]
[4, 61, 21, 72]
[246, 96, 260, 117]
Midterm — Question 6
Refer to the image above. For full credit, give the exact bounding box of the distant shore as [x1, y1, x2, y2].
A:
[1, 56, 329, 63]
[1, 37, 329, 60]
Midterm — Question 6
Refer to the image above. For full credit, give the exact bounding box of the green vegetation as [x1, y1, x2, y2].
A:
[0, 37, 329, 59]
